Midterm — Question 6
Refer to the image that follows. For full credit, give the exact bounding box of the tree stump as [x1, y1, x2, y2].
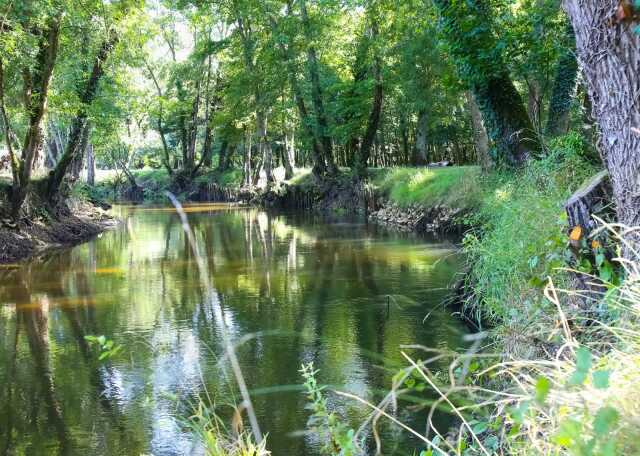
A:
[565, 170, 611, 238]
[564, 170, 613, 308]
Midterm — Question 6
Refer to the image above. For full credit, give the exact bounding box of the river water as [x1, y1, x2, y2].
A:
[0, 204, 467, 455]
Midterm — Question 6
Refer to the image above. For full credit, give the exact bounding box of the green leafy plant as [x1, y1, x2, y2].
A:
[84, 335, 123, 361]
[300, 363, 359, 456]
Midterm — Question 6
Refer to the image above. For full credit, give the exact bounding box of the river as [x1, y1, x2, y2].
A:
[0, 204, 467, 455]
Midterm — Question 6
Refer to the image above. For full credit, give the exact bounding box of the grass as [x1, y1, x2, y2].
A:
[88, 167, 245, 202]
[370, 166, 482, 210]
[462, 135, 599, 330]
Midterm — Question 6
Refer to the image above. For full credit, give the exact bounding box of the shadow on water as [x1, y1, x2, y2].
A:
[0, 204, 468, 455]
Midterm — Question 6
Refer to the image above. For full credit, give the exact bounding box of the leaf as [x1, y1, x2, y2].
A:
[576, 347, 593, 372]
[510, 401, 529, 425]
[553, 419, 582, 447]
[592, 370, 611, 390]
[600, 261, 614, 282]
[535, 376, 551, 404]
[595, 252, 605, 267]
[593, 406, 619, 437]
[568, 370, 588, 387]
[471, 421, 488, 434]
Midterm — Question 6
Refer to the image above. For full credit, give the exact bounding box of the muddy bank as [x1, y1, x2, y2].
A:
[257, 176, 467, 236]
[369, 202, 468, 236]
[258, 175, 376, 214]
[0, 199, 117, 264]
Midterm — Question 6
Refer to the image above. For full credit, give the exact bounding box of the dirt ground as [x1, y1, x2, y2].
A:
[0, 199, 117, 264]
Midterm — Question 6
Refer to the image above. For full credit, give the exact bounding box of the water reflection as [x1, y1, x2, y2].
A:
[0, 204, 467, 455]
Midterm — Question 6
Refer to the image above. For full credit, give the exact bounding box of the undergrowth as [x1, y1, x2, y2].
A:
[462, 134, 599, 331]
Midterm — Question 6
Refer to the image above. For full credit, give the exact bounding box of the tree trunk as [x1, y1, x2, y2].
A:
[145, 62, 173, 175]
[217, 140, 229, 171]
[467, 92, 493, 171]
[270, 8, 326, 176]
[356, 19, 384, 179]
[69, 124, 90, 182]
[563, 0, 640, 257]
[414, 110, 429, 165]
[86, 143, 95, 186]
[545, 21, 578, 137]
[283, 130, 295, 179]
[257, 110, 274, 186]
[434, 0, 540, 166]
[300, 0, 338, 176]
[243, 129, 253, 187]
[527, 79, 542, 132]
[10, 17, 61, 217]
[47, 30, 117, 202]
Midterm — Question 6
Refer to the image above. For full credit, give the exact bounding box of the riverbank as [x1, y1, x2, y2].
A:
[0, 196, 117, 264]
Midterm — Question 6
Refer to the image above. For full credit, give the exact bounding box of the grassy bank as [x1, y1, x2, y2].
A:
[83, 168, 244, 203]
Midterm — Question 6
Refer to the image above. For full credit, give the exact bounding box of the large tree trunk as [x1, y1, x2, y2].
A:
[47, 30, 117, 202]
[217, 140, 229, 172]
[68, 124, 90, 182]
[357, 23, 384, 179]
[300, 0, 338, 176]
[243, 129, 253, 188]
[467, 92, 493, 170]
[283, 130, 295, 180]
[9, 17, 61, 217]
[434, 0, 541, 166]
[563, 1, 640, 257]
[545, 21, 578, 137]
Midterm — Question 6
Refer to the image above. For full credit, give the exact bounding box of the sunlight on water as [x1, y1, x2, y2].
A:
[0, 204, 467, 455]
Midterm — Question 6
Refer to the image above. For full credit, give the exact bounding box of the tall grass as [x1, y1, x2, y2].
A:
[463, 135, 598, 329]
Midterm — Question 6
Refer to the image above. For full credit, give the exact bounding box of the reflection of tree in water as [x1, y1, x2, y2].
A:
[0, 256, 141, 455]
[0, 207, 464, 456]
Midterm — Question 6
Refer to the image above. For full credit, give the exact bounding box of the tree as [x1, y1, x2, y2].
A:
[563, 1, 640, 255]
[0, 10, 62, 217]
[433, 0, 541, 166]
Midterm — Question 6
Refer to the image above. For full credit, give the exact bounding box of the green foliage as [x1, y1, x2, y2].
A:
[84, 335, 123, 361]
[371, 166, 482, 210]
[463, 134, 598, 323]
[300, 363, 358, 456]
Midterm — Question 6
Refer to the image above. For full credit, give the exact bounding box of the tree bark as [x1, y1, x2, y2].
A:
[467, 92, 493, 171]
[414, 110, 429, 165]
[256, 110, 274, 185]
[300, 0, 338, 176]
[563, 0, 640, 257]
[86, 143, 95, 186]
[545, 21, 578, 137]
[217, 140, 229, 171]
[47, 30, 117, 201]
[10, 16, 61, 217]
[68, 124, 90, 182]
[357, 21, 384, 178]
[434, 0, 541, 166]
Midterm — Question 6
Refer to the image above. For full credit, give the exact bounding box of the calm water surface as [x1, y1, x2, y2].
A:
[0, 204, 467, 455]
